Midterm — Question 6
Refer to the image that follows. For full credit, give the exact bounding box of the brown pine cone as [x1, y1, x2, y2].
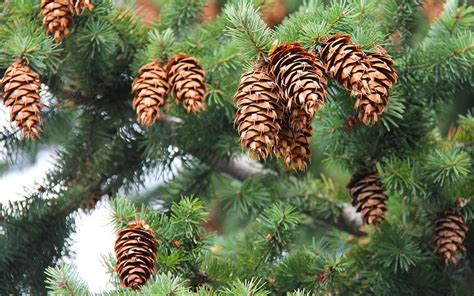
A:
[69, 0, 94, 16]
[348, 172, 388, 226]
[1, 59, 43, 140]
[131, 61, 170, 126]
[40, 0, 73, 43]
[275, 119, 312, 171]
[234, 65, 281, 160]
[356, 46, 398, 125]
[115, 220, 158, 290]
[269, 43, 327, 130]
[433, 208, 468, 266]
[167, 54, 207, 113]
[320, 34, 397, 126]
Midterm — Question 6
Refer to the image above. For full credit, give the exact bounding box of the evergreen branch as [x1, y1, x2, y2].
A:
[224, 0, 274, 60]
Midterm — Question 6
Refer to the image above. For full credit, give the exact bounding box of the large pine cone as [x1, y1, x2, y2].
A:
[269, 43, 327, 130]
[1, 59, 43, 140]
[115, 220, 158, 290]
[69, 0, 94, 16]
[131, 61, 170, 126]
[433, 208, 468, 266]
[348, 172, 388, 226]
[234, 65, 281, 160]
[275, 119, 311, 171]
[167, 54, 207, 113]
[40, 0, 73, 43]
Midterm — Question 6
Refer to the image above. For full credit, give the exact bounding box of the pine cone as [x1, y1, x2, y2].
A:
[356, 46, 398, 125]
[275, 119, 311, 171]
[1, 59, 43, 140]
[348, 172, 388, 226]
[269, 43, 327, 130]
[40, 0, 73, 43]
[131, 61, 170, 126]
[320, 34, 397, 125]
[234, 65, 281, 160]
[433, 208, 468, 266]
[167, 54, 207, 113]
[115, 220, 158, 290]
[69, 0, 94, 16]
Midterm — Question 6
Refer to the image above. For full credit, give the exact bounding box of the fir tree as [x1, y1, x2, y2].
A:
[0, 0, 473, 294]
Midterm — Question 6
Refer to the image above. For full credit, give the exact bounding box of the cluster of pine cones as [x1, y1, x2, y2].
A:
[347, 170, 469, 267]
[234, 35, 397, 171]
[131, 54, 207, 126]
[40, 0, 93, 42]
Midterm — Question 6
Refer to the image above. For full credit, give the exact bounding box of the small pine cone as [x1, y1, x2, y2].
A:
[115, 220, 158, 290]
[234, 65, 281, 160]
[1, 59, 43, 140]
[433, 208, 468, 266]
[275, 119, 311, 171]
[167, 54, 207, 113]
[355, 46, 398, 125]
[348, 172, 388, 226]
[40, 0, 73, 43]
[269, 43, 327, 129]
[80, 190, 102, 211]
[131, 61, 170, 126]
[69, 0, 94, 16]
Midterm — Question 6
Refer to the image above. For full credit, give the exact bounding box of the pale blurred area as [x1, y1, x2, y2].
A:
[1, 0, 449, 292]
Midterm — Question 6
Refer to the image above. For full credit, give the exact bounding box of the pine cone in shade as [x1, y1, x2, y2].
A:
[269, 43, 327, 130]
[167, 54, 207, 113]
[69, 0, 94, 16]
[234, 65, 281, 160]
[115, 220, 158, 290]
[1, 59, 43, 140]
[433, 208, 468, 266]
[40, 0, 73, 43]
[131, 61, 170, 126]
[275, 119, 312, 171]
[356, 46, 398, 125]
[348, 172, 388, 226]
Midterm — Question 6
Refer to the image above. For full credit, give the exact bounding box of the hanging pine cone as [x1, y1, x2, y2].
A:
[1, 59, 43, 140]
[348, 172, 388, 226]
[115, 220, 158, 290]
[320, 34, 368, 91]
[167, 54, 207, 113]
[131, 61, 170, 126]
[356, 46, 398, 125]
[69, 0, 94, 16]
[275, 119, 311, 170]
[40, 0, 73, 43]
[433, 207, 468, 266]
[320, 34, 397, 126]
[269, 43, 327, 130]
[234, 65, 281, 160]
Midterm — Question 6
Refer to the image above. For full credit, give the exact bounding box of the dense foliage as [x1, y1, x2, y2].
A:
[0, 0, 473, 294]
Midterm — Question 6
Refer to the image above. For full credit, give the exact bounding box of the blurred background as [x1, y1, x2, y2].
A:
[1, 0, 472, 292]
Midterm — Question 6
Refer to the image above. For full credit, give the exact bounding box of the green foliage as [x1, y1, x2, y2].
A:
[224, 0, 274, 61]
[1, 0, 473, 294]
[45, 264, 89, 295]
[425, 147, 471, 187]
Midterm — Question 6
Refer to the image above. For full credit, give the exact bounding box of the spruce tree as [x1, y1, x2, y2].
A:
[0, 0, 473, 294]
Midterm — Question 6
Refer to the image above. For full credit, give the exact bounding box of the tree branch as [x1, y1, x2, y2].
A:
[54, 88, 365, 237]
